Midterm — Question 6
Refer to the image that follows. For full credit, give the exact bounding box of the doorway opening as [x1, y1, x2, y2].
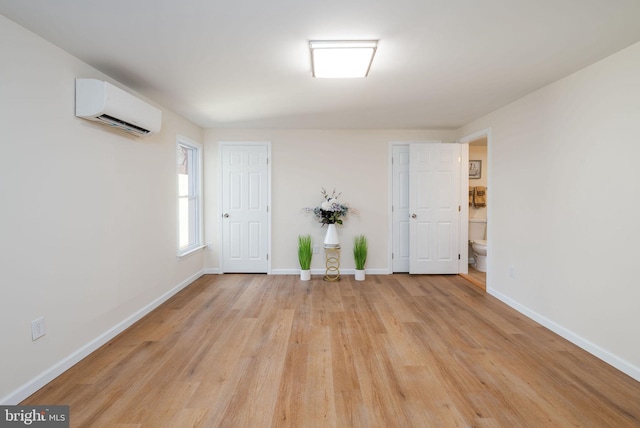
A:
[458, 129, 491, 291]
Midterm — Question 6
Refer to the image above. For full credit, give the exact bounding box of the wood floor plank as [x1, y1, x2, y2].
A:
[271, 342, 308, 427]
[21, 274, 640, 427]
[181, 316, 257, 408]
[302, 324, 336, 427]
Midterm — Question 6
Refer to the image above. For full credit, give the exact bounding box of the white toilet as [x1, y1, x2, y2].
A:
[469, 218, 487, 272]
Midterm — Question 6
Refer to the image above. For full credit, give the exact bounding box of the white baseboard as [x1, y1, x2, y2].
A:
[270, 269, 301, 275]
[488, 287, 640, 382]
[202, 268, 220, 274]
[1, 270, 205, 405]
[270, 268, 390, 276]
[363, 269, 391, 275]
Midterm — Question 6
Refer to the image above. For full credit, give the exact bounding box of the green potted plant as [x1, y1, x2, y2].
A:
[298, 234, 312, 281]
[353, 234, 367, 281]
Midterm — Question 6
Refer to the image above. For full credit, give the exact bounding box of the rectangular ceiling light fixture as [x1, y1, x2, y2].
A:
[310, 40, 378, 78]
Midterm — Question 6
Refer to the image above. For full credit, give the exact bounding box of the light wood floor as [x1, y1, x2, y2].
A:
[460, 265, 486, 291]
[23, 274, 640, 427]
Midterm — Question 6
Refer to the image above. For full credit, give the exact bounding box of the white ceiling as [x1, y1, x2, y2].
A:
[2, 0, 640, 130]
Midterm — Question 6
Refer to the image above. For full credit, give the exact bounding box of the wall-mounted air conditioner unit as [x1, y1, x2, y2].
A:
[75, 78, 162, 136]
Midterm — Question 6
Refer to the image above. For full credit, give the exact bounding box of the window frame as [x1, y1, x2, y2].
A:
[176, 136, 204, 257]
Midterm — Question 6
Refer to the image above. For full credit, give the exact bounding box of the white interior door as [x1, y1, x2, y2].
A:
[409, 143, 461, 274]
[220, 143, 270, 273]
[392, 145, 411, 272]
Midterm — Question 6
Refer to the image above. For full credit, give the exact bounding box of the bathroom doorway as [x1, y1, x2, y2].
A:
[458, 130, 490, 291]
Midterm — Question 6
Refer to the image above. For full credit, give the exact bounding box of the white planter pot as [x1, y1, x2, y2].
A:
[323, 224, 340, 248]
[300, 270, 311, 281]
[355, 269, 365, 281]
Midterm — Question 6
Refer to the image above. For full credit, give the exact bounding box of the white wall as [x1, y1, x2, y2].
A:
[0, 15, 205, 403]
[459, 41, 640, 380]
[204, 129, 458, 273]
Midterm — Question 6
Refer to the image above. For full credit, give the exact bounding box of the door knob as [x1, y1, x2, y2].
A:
[223, 213, 229, 218]
[411, 213, 417, 218]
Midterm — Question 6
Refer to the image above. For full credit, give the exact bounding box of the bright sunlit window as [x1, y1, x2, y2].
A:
[177, 137, 203, 256]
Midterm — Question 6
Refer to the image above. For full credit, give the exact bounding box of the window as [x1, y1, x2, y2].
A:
[177, 137, 203, 256]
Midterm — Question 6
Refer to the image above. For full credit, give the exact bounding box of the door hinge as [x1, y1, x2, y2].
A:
[266, 205, 269, 213]
[266, 157, 269, 165]
[458, 205, 461, 212]
[266, 254, 269, 260]
[458, 254, 461, 260]
[392, 253, 394, 260]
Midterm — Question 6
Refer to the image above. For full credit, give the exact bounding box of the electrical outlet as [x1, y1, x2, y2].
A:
[313, 245, 319, 254]
[31, 317, 46, 341]
[509, 266, 515, 278]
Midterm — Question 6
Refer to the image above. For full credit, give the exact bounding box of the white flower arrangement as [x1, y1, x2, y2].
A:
[305, 188, 353, 226]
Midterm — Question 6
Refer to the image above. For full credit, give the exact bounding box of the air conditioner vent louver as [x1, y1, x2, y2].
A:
[75, 78, 161, 137]
[97, 114, 152, 135]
